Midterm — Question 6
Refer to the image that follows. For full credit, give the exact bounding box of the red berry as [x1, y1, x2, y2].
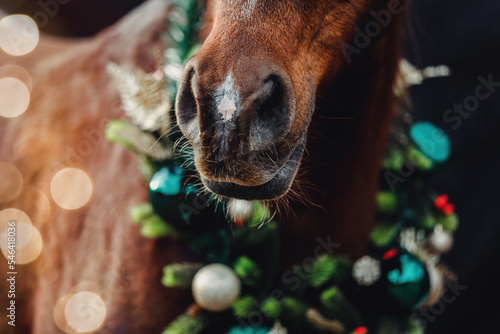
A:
[434, 194, 449, 209]
[383, 248, 398, 260]
[353, 326, 368, 334]
[442, 203, 455, 215]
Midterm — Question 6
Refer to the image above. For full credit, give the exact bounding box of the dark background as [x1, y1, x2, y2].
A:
[1, 0, 499, 333]
[401, 1, 500, 333]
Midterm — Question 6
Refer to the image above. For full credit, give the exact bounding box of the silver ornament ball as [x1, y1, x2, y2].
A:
[192, 263, 241, 312]
[429, 229, 454, 253]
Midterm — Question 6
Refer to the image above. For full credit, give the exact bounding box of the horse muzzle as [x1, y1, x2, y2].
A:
[176, 54, 303, 200]
[199, 137, 305, 200]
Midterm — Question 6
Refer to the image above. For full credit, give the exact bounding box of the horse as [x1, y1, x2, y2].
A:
[0, 0, 406, 332]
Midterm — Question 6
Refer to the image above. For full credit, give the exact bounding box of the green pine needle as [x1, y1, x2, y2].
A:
[105, 119, 172, 161]
[309, 255, 344, 288]
[130, 204, 180, 239]
[382, 148, 404, 171]
[370, 223, 399, 247]
[260, 298, 281, 320]
[232, 296, 258, 318]
[282, 297, 306, 316]
[140, 215, 177, 238]
[162, 314, 207, 334]
[162, 263, 203, 288]
[248, 202, 271, 227]
[105, 119, 138, 152]
[406, 145, 433, 171]
[438, 213, 459, 231]
[233, 256, 261, 286]
[419, 212, 436, 230]
[130, 203, 154, 224]
[377, 191, 398, 214]
[320, 286, 343, 311]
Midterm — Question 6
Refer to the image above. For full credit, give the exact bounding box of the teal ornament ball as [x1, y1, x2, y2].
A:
[410, 122, 450, 163]
[149, 165, 195, 227]
[228, 327, 271, 334]
[150, 166, 183, 196]
[384, 253, 430, 309]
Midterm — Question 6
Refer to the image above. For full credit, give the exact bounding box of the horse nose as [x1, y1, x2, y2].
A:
[176, 58, 296, 162]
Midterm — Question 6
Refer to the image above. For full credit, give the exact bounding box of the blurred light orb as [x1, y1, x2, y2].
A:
[0, 77, 30, 118]
[1, 223, 42, 264]
[54, 294, 73, 333]
[0, 208, 32, 234]
[50, 168, 93, 210]
[0, 162, 23, 202]
[0, 64, 32, 91]
[13, 224, 42, 264]
[64, 292, 107, 333]
[1, 221, 32, 249]
[54, 294, 77, 333]
[0, 15, 39, 56]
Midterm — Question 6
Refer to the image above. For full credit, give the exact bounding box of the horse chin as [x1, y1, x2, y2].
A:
[200, 139, 305, 201]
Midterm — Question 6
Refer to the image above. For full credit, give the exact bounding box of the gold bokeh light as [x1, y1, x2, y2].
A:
[50, 168, 93, 210]
[0, 15, 39, 56]
[0, 77, 31, 118]
[0, 222, 42, 265]
[0, 208, 32, 234]
[0, 64, 32, 91]
[54, 291, 107, 333]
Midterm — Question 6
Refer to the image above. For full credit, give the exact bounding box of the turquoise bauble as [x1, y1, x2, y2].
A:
[383, 253, 430, 309]
[150, 166, 183, 196]
[149, 165, 226, 233]
[228, 327, 271, 334]
[149, 165, 196, 227]
[410, 122, 450, 163]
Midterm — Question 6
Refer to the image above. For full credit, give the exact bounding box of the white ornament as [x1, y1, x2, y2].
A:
[429, 228, 454, 253]
[399, 228, 419, 253]
[228, 199, 254, 223]
[192, 263, 241, 312]
[352, 256, 381, 286]
[269, 321, 288, 334]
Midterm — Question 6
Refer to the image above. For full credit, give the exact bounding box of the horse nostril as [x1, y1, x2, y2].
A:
[251, 73, 295, 146]
[176, 64, 200, 141]
[255, 76, 282, 122]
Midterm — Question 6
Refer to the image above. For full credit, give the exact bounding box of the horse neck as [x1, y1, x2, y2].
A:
[279, 5, 406, 265]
